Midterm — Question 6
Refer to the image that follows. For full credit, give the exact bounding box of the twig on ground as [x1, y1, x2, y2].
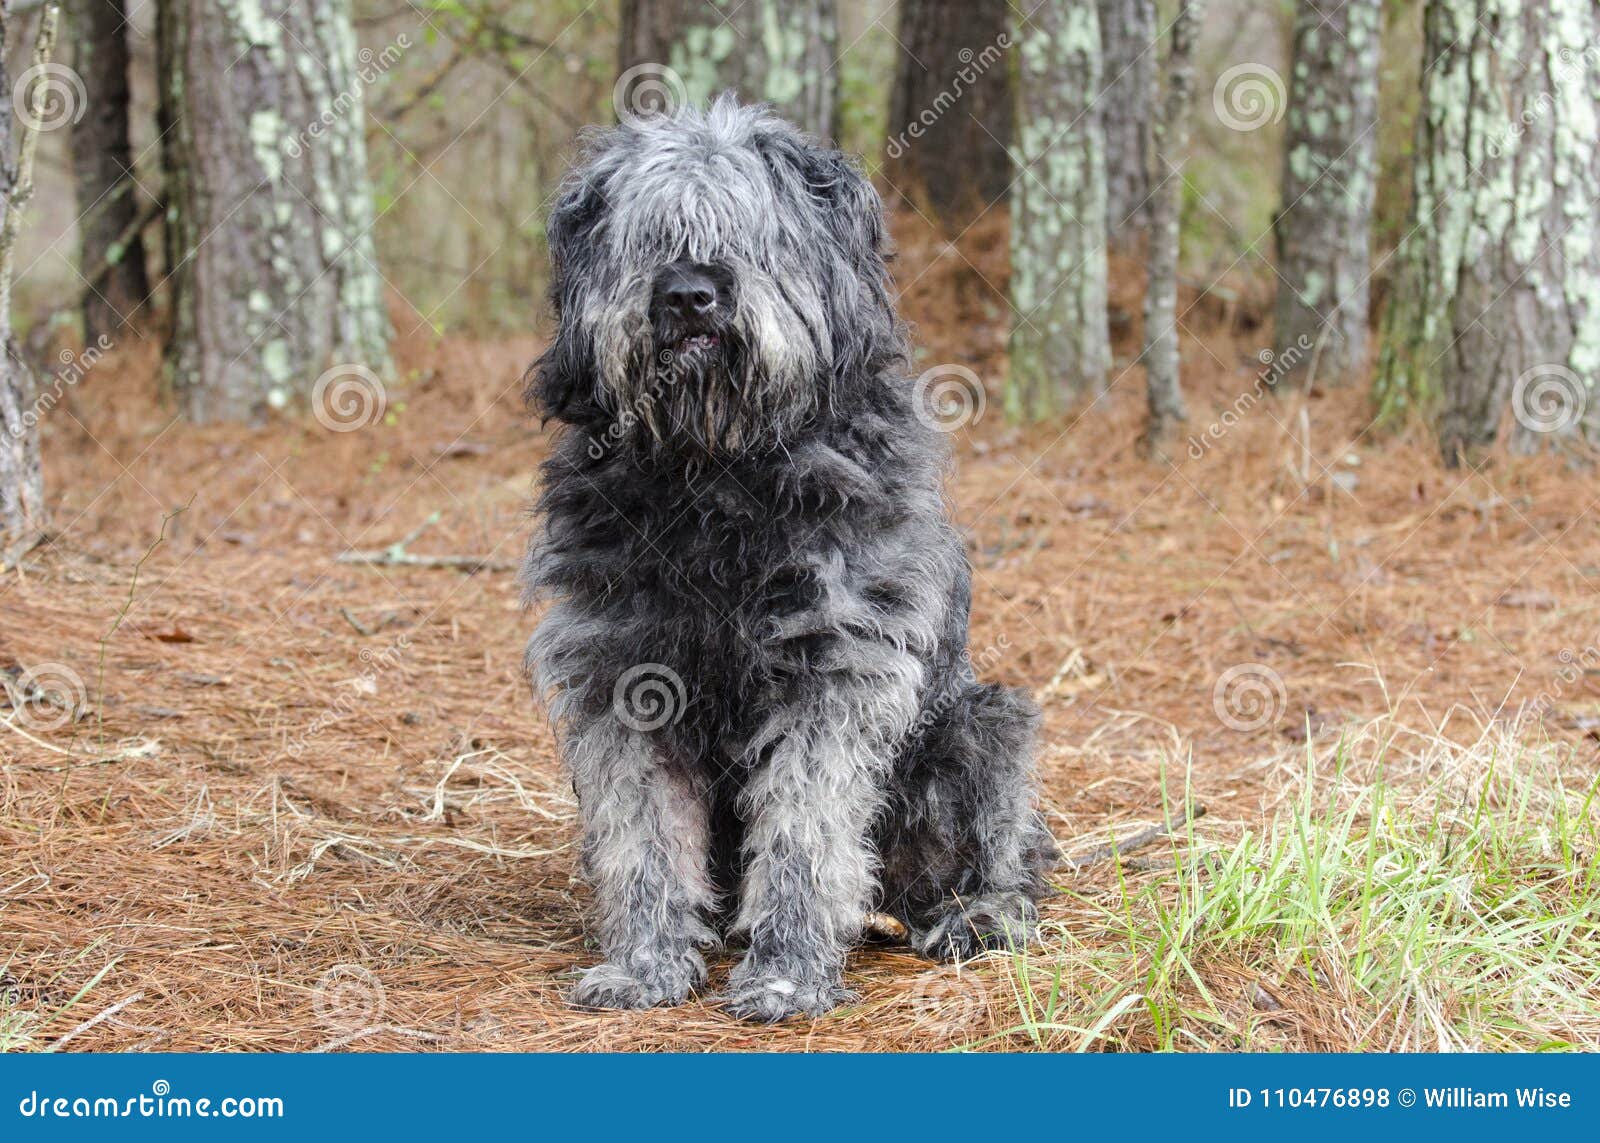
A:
[1, 733, 160, 772]
[1060, 802, 1208, 870]
[45, 991, 143, 1052]
[335, 510, 517, 572]
[336, 550, 517, 572]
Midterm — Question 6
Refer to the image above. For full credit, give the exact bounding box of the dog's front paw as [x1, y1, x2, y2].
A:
[912, 891, 1038, 961]
[717, 972, 857, 1023]
[569, 962, 697, 1011]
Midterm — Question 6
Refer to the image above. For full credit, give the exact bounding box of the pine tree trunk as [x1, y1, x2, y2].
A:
[72, 0, 150, 346]
[1007, 0, 1111, 420]
[158, 0, 392, 424]
[1271, 0, 1381, 388]
[1143, 1, 1200, 451]
[1098, 0, 1155, 246]
[1376, 0, 1600, 460]
[618, 0, 838, 139]
[1, 8, 46, 567]
[884, 0, 1013, 232]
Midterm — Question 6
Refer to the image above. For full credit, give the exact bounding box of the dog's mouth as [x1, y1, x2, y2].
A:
[665, 333, 722, 363]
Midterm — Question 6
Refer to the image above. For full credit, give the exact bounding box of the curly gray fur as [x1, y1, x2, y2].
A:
[523, 97, 1055, 1023]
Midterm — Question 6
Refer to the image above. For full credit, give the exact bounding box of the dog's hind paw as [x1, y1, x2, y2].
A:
[912, 891, 1038, 962]
[717, 974, 857, 1023]
[569, 963, 695, 1011]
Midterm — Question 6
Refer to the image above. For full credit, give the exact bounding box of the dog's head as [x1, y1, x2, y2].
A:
[530, 96, 901, 454]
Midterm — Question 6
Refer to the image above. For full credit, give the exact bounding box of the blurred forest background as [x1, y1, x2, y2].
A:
[5, 0, 1425, 416]
[6, 0, 1419, 334]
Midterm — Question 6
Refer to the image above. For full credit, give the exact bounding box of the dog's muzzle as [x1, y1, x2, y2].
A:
[651, 260, 734, 363]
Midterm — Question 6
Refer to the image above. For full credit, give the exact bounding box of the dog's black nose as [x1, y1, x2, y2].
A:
[654, 263, 723, 320]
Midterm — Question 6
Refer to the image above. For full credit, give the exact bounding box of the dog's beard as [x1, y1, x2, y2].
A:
[612, 325, 776, 457]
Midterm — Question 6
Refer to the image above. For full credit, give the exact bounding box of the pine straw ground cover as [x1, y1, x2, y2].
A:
[4, 241, 1600, 1052]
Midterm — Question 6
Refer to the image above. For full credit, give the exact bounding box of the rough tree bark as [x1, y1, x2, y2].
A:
[1007, 0, 1111, 420]
[884, 0, 1013, 232]
[1098, 0, 1156, 246]
[1271, 0, 1381, 389]
[1, 6, 53, 566]
[158, 0, 392, 424]
[618, 0, 838, 139]
[72, 0, 150, 345]
[1376, 0, 1600, 460]
[1142, 0, 1200, 452]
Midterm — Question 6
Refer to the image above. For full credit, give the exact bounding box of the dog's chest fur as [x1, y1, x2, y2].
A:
[531, 414, 964, 757]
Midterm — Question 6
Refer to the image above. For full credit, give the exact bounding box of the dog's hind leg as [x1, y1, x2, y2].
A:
[564, 717, 716, 1010]
[884, 681, 1056, 961]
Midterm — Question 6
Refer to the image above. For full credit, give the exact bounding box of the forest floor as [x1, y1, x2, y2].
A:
[3, 220, 1600, 1052]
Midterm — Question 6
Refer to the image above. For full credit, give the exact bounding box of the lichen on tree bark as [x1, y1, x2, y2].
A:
[1272, 0, 1381, 388]
[1143, 1, 1201, 450]
[618, 0, 838, 139]
[160, 0, 392, 424]
[1376, 0, 1600, 459]
[1007, 0, 1112, 421]
[1, 8, 48, 565]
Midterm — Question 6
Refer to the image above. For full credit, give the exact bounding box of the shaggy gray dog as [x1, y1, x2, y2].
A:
[522, 97, 1054, 1023]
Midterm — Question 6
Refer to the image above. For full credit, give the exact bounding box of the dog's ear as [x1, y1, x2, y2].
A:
[804, 149, 890, 274]
[528, 174, 608, 424]
[764, 135, 904, 382]
[545, 172, 608, 311]
[524, 324, 599, 426]
[756, 131, 888, 273]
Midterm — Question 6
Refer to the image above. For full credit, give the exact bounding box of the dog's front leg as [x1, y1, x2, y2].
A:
[565, 715, 715, 1010]
[723, 659, 921, 1022]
